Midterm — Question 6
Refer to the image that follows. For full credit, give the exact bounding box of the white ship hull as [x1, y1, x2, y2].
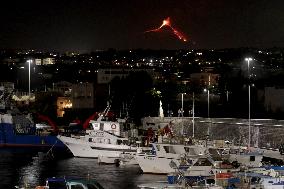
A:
[98, 155, 119, 164]
[57, 135, 137, 158]
[119, 153, 138, 166]
[136, 154, 186, 174]
[229, 153, 263, 168]
[254, 177, 284, 189]
[135, 143, 206, 174]
[58, 135, 96, 158]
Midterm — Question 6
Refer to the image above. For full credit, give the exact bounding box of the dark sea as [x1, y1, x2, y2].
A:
[0, 152, 165, 189]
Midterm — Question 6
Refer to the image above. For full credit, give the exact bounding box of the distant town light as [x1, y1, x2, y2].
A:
[274, 124, 283, 127]
[245, 57, 252, 61]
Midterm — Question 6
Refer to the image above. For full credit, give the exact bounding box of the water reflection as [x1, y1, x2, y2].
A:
[0, 153, 166, 189]
[18, 156, 43, 187]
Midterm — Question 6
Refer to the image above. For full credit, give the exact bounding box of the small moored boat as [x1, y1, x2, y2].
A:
[35, 177, 104, 189]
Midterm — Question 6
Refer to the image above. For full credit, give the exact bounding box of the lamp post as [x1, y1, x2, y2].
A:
[208, 74, 211, 118]
[203, 75, 211, 118]
[27, 59, 32, 97]
[181, 93, 184, 117]
[181, 93, 186, 135]
[245, 57, 252, 148]
[192, 92, 195, 138]
[207, 88, 210, 118]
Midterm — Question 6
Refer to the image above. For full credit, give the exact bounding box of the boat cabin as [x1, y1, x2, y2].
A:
[42, 177, 104, 189]
[150, 143, 204, 158]
[89, 120, 121, 136]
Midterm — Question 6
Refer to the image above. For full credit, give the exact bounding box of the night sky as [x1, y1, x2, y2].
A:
[1, 0, 284, 52]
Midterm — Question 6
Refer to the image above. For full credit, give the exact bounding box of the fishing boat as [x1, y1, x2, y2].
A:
[167, 156, 215, 185]
[237, 171, 284, 189]
[16, 177, 104, 189]
[137, 182, 223, 189]
[258, 177, 284, 189]
[227, 146, 263, 168]
[117, 141, 151, 166]
[57, 106, 145, 162]
[58, 129, 138, 159]
[138, 168, 223, 189]
[136, 142, 207, 174]
[98, 147, 148, 165]
[137, 156, 228, 189]
[137, 181, 184, 189]
[0, 113, 67, 156]
[208, 142, 263, 168]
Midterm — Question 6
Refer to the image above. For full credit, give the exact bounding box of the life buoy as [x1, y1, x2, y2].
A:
[111, 124, 116, 129]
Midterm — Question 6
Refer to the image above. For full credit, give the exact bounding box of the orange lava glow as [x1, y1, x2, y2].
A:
[144, 17, 187, 42]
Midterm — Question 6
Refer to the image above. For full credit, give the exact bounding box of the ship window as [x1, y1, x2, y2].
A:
[156, 145, 160, 151]
[100, 123, 104, 130]
[88, 138, 93, 142]
[89, 124, 94, 130]
[184, 147, 195, 154]
[163, 146, 176, 154]
[122, 140, 128, 145]
[250, 156, 255, 161]
[71, 184, 84, 189]
[164, 146, 169, 153]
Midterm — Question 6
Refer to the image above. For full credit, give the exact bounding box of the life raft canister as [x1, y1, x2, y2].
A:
[111, 124, 116, 129]
[216, 172, 233, 179]
[35, 186, 45, 189]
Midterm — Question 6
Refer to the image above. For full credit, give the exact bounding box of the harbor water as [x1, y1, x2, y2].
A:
[0, 152, 165, 189]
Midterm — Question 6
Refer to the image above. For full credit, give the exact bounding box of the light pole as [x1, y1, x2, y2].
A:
[181, 93, 184, 117]
[245, 57, 252, 148]
[181, 93, 185, 135]
[208, 74, 210, 118]
[192, 92, 195, 138]
[27, 59, 32, 97]
[207, 89, 210, 118]
[206, 74, 212, 138]
[203, 88, 209, 116]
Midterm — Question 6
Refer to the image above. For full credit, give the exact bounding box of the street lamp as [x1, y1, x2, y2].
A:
[181, 93, 184, 117]
[204, 75, 211, 118]
[208, 74, 210, 118]
[245, 57, 252, 148]
[27, 59, 33, 97]
[192, 92, 195, 138]
[207, 88, 210, 118]
[181, 93, 186, 135]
